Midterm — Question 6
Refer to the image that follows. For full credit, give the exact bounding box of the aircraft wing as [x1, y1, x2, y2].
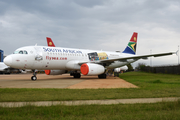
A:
[78, 52, 175, 65]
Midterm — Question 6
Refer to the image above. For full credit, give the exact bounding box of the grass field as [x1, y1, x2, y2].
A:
[0, 101, 180, 120]
[0, 72, 180, 119]
[0, 72, 180, 102]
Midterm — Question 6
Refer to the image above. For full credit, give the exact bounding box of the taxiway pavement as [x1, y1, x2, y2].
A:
[0, 74, 138, 89]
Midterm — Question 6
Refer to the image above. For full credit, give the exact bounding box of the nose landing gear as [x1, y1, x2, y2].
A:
[31, 70, 37, 81]
[31, 75, 37, 81]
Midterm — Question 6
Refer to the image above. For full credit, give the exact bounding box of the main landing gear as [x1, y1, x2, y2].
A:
[70, 72, 81, 78]
[73, 73, 81, 78]
[98, 73, 106, 79]
[31, 70, 37, 81]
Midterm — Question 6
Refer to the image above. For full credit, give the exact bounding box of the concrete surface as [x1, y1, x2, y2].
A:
[0, 97, 179, 107]
[0, 74, 138, 89]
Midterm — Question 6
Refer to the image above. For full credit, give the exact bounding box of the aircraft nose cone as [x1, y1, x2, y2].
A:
[4, 56, 12, 66]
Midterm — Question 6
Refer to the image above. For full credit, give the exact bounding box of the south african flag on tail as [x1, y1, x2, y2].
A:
[122, 32, 138, 55]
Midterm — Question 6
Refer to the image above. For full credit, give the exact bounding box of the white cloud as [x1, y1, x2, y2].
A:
[0, 0, 180, 66]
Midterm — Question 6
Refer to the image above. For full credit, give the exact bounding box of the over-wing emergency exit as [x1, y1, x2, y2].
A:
[4, 32, 175, 80]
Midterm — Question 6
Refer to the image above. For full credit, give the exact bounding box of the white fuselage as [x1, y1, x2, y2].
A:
[4, 46, 137, 70]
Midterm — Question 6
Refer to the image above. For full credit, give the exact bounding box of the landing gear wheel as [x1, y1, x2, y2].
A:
[31, 76, 37, 81]
[31, 69, 38, 81]
[74, 73, 81, 78]
[98, 74, 106, 79]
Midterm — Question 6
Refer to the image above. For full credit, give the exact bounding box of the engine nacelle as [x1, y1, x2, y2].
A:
[114, 66, 128, 73]
[45, 70, 66, 75]
[114, 68, 121, 72]
[80, 63, 105, 75]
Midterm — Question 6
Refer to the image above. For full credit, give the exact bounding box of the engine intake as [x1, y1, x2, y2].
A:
[81, 63, 105, 75]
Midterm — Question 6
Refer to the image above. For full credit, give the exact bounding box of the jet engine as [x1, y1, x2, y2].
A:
[45, 70, 66, 75]
[114, 68, 121, 72]
[80, 63, 105, 75]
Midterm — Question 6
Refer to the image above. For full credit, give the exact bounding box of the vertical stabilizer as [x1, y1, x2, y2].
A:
[122, 32, 138, 55]
[46, 37, 55, 47]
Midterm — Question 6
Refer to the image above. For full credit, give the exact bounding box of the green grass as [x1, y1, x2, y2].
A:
[0, 101, 180, 120]
[1, 72, 180, 119]
[0, 72, 180, 102]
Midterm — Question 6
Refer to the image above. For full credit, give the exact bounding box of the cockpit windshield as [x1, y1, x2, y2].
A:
[13, 50, 28, 54]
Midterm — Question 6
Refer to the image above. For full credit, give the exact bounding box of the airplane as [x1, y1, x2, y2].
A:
[46, 38, 128, 74]
[4, 32, 175, 80]
[0, 62, 22, 74]
[0, 62, 10, 74]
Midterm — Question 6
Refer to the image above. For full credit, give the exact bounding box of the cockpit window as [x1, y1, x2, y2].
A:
[24, 51, 28, 54]
[19, 51, 23, 54]
[13, 51, 19, 54]
[13, 50, 28, 54]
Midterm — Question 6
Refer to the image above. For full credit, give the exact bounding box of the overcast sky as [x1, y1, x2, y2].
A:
[0, 0, 180, 67]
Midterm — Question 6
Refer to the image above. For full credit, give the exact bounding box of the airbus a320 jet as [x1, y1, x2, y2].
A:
[4, 32, 175, 80]
[46, 37, 128, 75]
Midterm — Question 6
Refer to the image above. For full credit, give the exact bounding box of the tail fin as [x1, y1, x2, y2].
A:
[46, 37, 55, 47]
[122, 32, 138, 55]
